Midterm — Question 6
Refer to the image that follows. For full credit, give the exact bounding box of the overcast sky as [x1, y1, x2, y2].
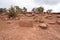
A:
[0, 0, 60, 12]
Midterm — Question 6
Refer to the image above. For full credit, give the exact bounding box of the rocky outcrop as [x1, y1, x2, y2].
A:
[38, 23, 48, 29]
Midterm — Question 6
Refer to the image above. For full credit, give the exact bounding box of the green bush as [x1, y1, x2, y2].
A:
[15, 6, 22, 14]
[22, 7, 27, 12]
[8, 6, 17, 19]
[0, 8, 7, 14]
[37, 6, 44, 12]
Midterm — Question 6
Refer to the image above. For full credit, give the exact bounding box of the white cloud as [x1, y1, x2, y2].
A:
[34, 0, 60, 5]
[41, 3, 60, 12]
[0, 0, 60, 12]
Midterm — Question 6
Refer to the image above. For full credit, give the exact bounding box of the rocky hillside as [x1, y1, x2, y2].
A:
[0, 12, 60, 40]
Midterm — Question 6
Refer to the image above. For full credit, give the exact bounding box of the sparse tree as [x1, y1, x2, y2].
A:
[47, 9, 52, 13]
[0, 8, 6, 12]
[32, 8, 36, 12]
[3, 8, 7, 12]
[15, 6, 22, 13]
[0, 8, 4, 12]
[8, 6, 17, 18]
[0, 8, 7, 14]
[23, 7, 27, 12]
[15, 6, 22, 14]
[37, 6, 44, 12]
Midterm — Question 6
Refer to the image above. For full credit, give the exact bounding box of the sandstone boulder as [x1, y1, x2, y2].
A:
[19, 21, 33, 27]
[39, 23, 48, 29]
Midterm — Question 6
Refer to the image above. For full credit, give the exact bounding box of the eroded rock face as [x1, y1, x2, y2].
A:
[48, 21, 56, 24]
[0, 13, 60, 40]
[33, 16, 40, 23]
[25, 13, 33, 17]
[33, 16, 44, 23]
[39, 23, 48, 29]
[56, 20, 60, 24]
[39, 20, 44, 23]
[19, 20, 33, 27]
[45, 15, 52, 20]
[56, 15, 60, 18]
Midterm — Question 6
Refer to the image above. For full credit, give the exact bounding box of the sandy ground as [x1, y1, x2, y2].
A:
[0, 13, 60, 40]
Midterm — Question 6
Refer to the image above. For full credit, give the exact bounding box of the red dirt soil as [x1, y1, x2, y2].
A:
[0, 13, 60, 40]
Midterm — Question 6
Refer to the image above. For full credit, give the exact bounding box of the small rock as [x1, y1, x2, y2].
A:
[25, 14, 32, 17]
[57, 15, 60, 18]
[49, 21, 56, 24]
[56, 20, 60, 24]
[7, 21, 11, 24]
[39, 20, 44, 23]
[4, 18, 8, 21]
[39, 23, 48, 29]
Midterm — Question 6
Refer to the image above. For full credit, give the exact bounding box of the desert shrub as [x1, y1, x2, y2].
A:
[33, 16, 44, 23]
[7, 6, 23, 19]
[32, 7, 44, 13]
[15, 6, 22, 14]
[37, 6, 44, 12]
[22, 7, 27, 12]
[46, 9, 52, 13]
[32, 8, 36, 12]
[33, 16, 40, 23]
[0, 8, 4, 12]
[0, 8, 7, 14]
[8, 6, 17, 19]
